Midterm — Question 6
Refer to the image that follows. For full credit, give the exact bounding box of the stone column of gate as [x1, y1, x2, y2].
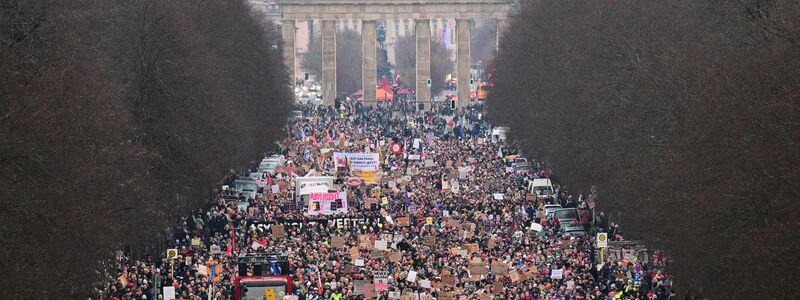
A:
[456, 19, 472, 110]
[496, 18, 509, 55]
[282, 20, 297, 101]
[362, 20, 377, 107]
[415, 19, 431, 106]
[321, 20, 337, 106]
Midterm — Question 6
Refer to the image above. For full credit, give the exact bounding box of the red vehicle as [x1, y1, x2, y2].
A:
[233, 254, 294, 300]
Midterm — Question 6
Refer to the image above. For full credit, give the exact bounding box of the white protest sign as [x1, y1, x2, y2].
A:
[530, 223, 543, 232]
[551, 269, 564, 280]
[333, 152, 380, 171]
[163, 287, 176, 300]
[407, 270, 418, 282]
[492, 193, 504, 200]
[419, 279, 431, 288]
[375, 240, 388, 251]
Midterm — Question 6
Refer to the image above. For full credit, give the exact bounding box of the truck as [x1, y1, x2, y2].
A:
[233, 254, 294, 300]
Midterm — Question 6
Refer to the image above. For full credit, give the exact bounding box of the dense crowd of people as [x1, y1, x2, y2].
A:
[98, 100, 675, 300]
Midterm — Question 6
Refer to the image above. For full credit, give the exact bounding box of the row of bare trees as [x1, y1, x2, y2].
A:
[487, 1, 799, 298]
[0, 0, 292, 297]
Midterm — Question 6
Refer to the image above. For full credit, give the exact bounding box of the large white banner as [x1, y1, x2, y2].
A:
[333, 152, 380, 171]
[295, 176, 335, 196]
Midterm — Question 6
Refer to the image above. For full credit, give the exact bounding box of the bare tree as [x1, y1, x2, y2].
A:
[0, 0, 292, 297]
[487, 0, 800, 298]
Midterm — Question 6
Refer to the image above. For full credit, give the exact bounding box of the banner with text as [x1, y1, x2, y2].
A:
[333, 152, 380, 171]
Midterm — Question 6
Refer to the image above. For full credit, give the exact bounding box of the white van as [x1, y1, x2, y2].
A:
[491, 127, 509, 143]
[528, 178, 555, 198]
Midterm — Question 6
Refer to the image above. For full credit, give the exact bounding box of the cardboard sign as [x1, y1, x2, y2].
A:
[509, 269, 520, 282]
[389, 251, 403, 263]
[468, 262, 487, 275]
[440, 292, 456, 300]
[370, 250, 385, 259]
[424, 236, 436, 246]
[359, 234, 372, 249]
[493, 280, 504, 295]
[426, 217, 433, 225]
[332, 236, 345, 248]
[271, 224, 285, 238]
[350, 247, 361, 260]
[491, 261, 508, 275]
[364, 284, 377, 299]
[441, 270, 455, 286]
[447, 220, 461, 228]
[397, 217, 411, 226]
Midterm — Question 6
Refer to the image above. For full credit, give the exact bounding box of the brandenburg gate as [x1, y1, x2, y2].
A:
[279, 0, 513, 109]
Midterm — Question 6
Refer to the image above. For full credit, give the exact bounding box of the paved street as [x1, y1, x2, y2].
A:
[104, 101, 673, 299]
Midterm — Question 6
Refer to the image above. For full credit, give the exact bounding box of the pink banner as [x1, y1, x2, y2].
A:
[310, 192, 339, 201]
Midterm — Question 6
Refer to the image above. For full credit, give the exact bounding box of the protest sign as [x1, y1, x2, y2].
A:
[509, 269, 520, 282]
[271, 224, 285, 238]
[333, 152, 380, 171]
[364, 284, 377, 299]
[331, 236, 345, 248]
[468, 262, 487, 275]
[407, 270, 418, 282]
[389, 251, 403, 262]
[358, 234, 372, 249]
[441, 270, 455, 286]
[552, 269, 564, 280]
[374, 240, 388, 251]
[491, 261, 508, 275]
[397, 217, 411, 226]
[163, 287, 176, 300]
[420, 279, 431, 289]
[370, 250, 385, 259]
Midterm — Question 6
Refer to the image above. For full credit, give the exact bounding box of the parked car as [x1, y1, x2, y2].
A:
[544, 204, 563, 220]
[553, 208, 581, 226]
[562, 225, 586, 238]
[259, 155, 285, 175]
[289, 110, 304, 121]
[248, 172, 269, 188]
[232, 178, 258, 199]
